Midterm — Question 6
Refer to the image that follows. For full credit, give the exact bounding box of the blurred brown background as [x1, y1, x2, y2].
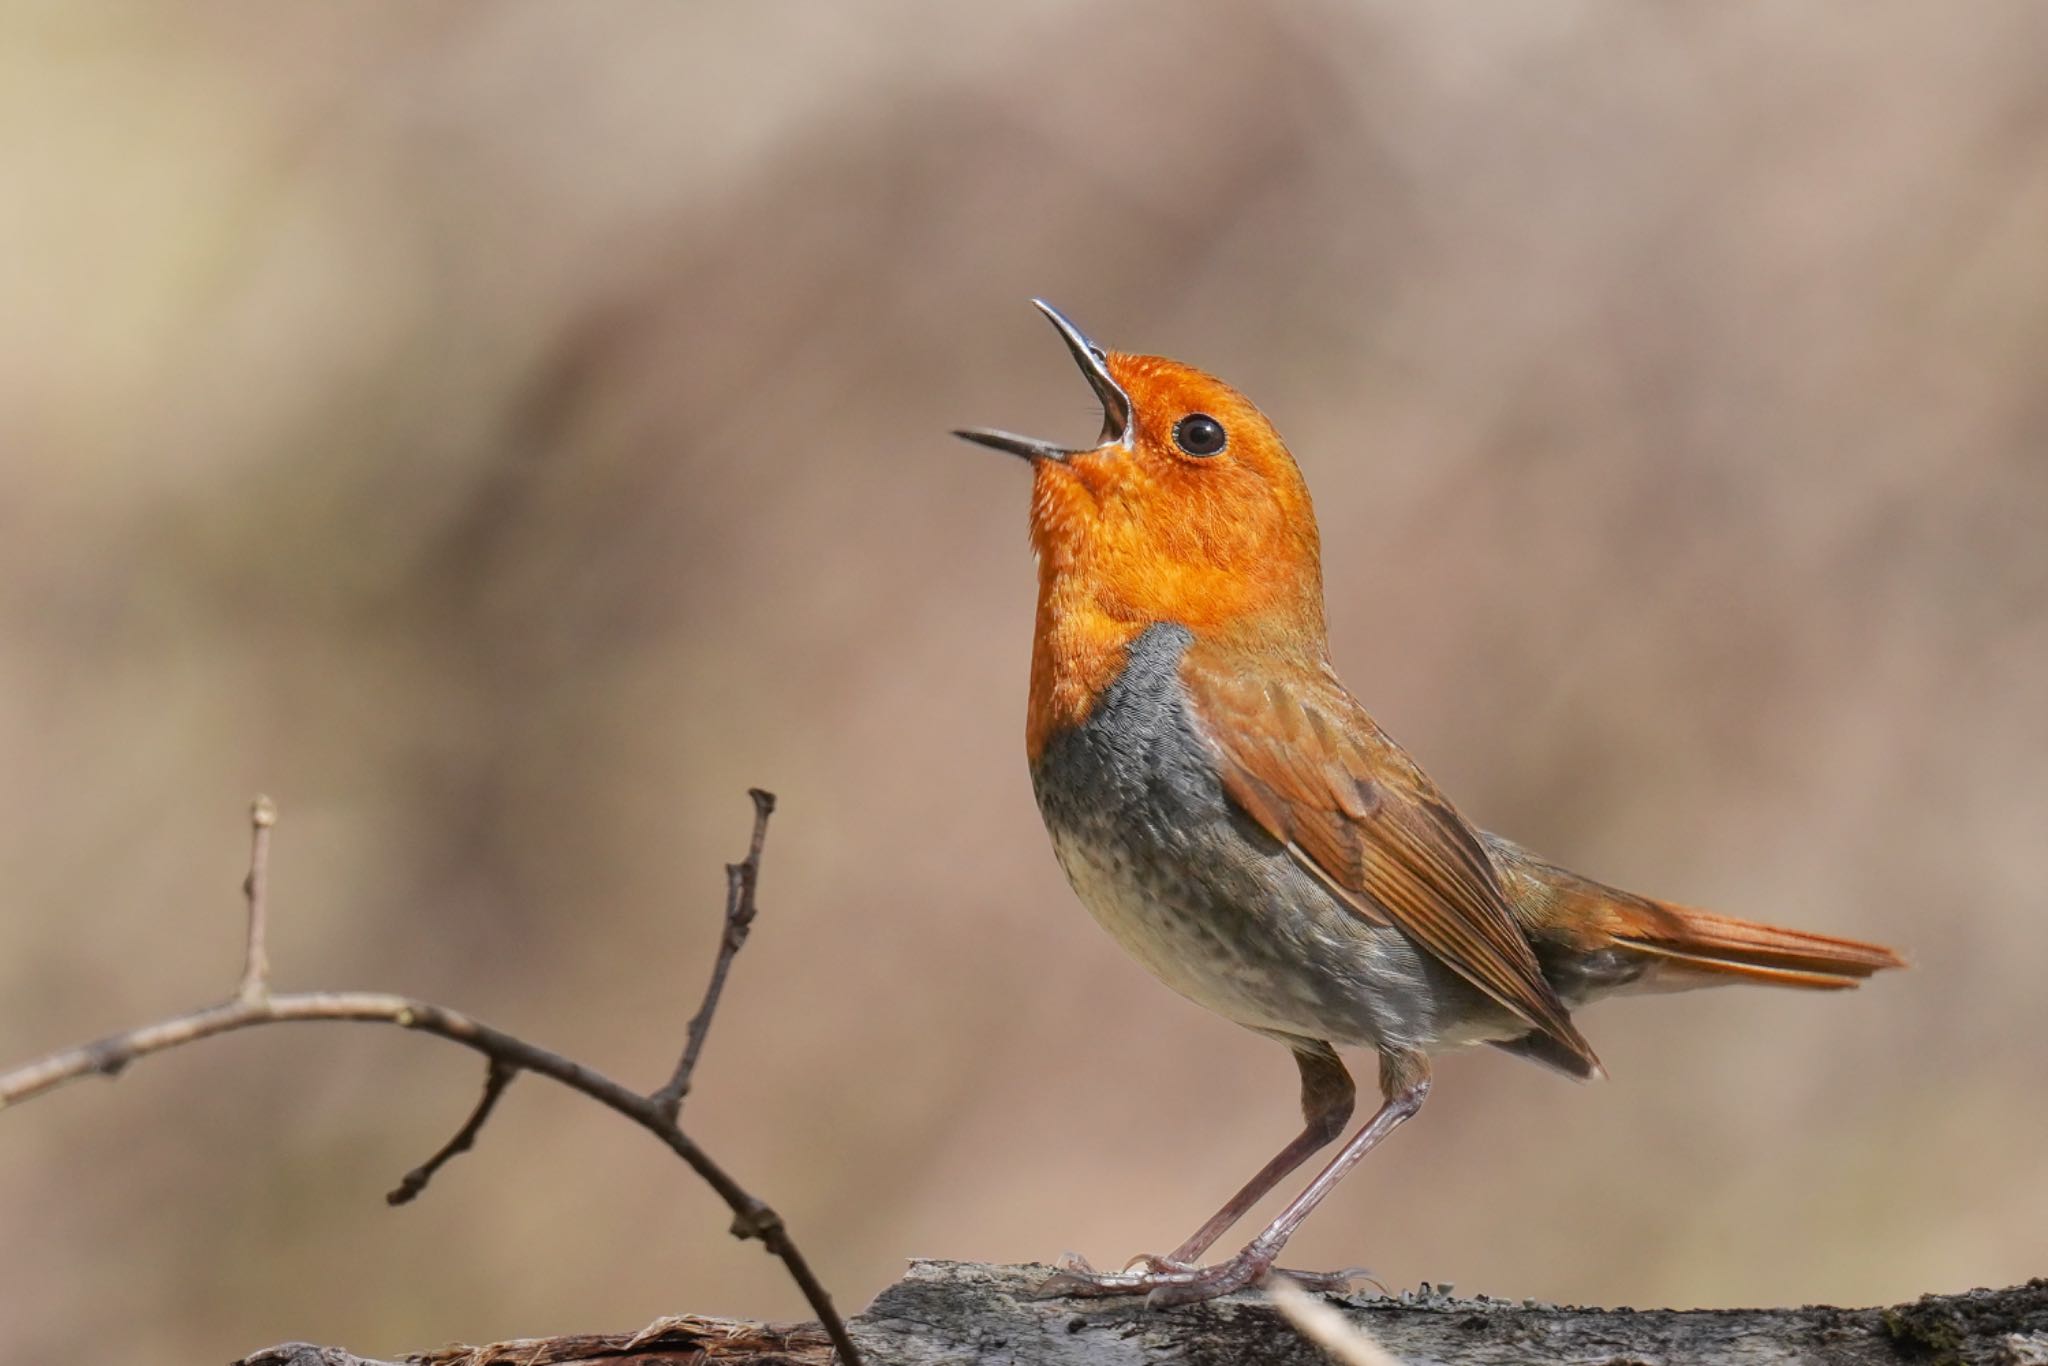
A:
[3, 1, 2045, 1359]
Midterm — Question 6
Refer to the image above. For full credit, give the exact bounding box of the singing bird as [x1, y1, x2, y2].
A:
[954, 302, 1904, 1306]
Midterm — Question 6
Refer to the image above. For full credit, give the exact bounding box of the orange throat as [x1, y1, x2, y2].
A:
[1023, 543, 1329, 767]
[1026, 568, 1147, 765]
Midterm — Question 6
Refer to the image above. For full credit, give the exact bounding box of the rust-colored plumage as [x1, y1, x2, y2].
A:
[958, 302, 1903, 1305]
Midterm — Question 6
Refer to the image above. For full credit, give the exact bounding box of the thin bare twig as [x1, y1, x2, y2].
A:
[0, 793, 862, 1366]
[387, 1059, 518, 1206]
[652, 787, 774, 1121]
[238, 795, 277, 1002]
[1267, 1275, 1406, 1366]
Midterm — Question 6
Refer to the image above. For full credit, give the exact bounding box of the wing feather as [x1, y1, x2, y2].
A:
[1182, 652, 1600, 1074]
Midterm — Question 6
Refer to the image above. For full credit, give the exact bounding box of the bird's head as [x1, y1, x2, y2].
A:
[956, 301, 1325, 646]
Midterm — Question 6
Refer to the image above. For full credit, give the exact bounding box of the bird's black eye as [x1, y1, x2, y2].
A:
[1173, 413, 1227, 457]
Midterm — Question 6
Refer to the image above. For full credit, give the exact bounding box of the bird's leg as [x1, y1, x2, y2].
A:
[1053, 1041, 1354, 1280]
[1042, 1050, 1429, 1306]
[1160, 1041, 1355, 1267]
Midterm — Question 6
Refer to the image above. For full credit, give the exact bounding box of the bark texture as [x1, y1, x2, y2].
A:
[236, 1261, 2048, 1366]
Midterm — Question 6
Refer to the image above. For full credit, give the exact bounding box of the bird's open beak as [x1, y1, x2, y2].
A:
[953, 299, 1133, 463]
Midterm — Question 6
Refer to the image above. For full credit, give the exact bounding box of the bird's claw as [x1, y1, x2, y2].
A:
[1124, 1252, 1196, 1274]
[1038, 1253, 1167, 1299]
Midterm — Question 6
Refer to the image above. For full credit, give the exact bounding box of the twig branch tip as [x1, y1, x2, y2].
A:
[237, 794, 277, 1004]
[388, 1059, 519, 1206]
[652, 789, 778, 1122]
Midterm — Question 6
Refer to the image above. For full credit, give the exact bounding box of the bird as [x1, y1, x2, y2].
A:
[953, 301, 1905, 1307]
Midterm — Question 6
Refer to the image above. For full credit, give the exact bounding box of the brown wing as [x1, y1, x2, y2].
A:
[1181, 650, 1601, 1075]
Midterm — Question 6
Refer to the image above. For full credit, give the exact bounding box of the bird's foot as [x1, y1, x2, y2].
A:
[1038, 1247, 1370, 1307]
[1037, 1249, 1199, 1300]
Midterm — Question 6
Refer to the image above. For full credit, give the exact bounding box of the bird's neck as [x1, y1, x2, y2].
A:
[1026, 562, 1327, 764]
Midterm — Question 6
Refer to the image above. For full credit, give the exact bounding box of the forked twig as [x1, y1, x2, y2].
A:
[0, 793, 862, 1366]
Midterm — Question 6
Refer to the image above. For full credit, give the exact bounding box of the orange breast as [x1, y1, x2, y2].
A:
[1026, 578, 1146, 765]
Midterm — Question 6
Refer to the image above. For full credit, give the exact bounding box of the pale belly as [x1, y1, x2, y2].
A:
[1042, 809, 1525, 1054]
[1045, 823, 1397, 1043]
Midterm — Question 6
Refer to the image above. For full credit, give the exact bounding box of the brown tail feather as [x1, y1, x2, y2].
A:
[1481, 832, 1906, 991]
[1610, 903, 1905, 988]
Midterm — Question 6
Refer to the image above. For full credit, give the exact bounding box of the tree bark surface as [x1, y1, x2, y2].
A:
[236, 1261, 2048, 1366]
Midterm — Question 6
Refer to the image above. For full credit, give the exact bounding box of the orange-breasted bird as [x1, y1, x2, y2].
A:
[955, 301, 1904, 1306]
